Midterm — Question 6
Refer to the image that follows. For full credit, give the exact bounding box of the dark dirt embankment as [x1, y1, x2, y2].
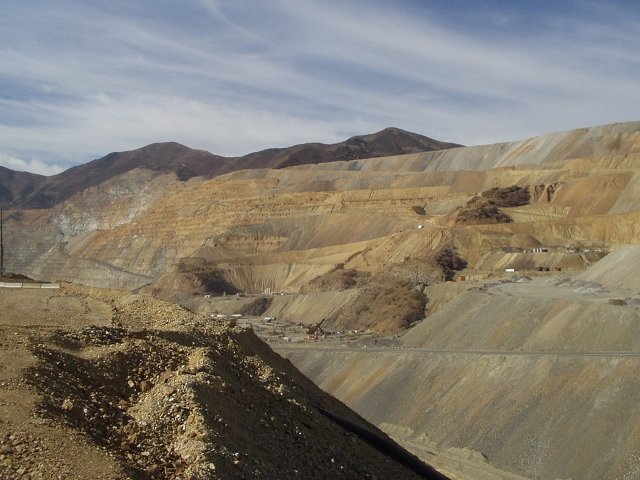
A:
[447, 185, 530, 226]
[0, 272, 40, 283]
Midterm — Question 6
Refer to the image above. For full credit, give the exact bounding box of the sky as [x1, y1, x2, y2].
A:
[1, 0, 639, 175]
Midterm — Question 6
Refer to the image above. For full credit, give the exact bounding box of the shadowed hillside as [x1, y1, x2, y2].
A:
[0, 166, 45, 206]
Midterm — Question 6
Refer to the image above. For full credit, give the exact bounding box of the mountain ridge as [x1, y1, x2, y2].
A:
[0, 127, 461, 208]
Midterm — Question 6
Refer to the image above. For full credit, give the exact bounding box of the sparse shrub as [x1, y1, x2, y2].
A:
[301, 267, 370, 292]
[8, 210, 24, 222]
[323, 276, 427, 333]
[342, 270, 357, 289]
[608, 298, 627, 306]
[481, 185, 530, 207]
[435, 246, 468, 281]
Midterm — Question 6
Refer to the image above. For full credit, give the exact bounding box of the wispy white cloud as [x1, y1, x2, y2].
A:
[0, 0, 639, 173]
[0, 152, 64, 176]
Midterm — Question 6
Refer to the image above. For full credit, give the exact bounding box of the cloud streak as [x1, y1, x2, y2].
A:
[0, 0, 639, 174]
[0, 152, 64, 176]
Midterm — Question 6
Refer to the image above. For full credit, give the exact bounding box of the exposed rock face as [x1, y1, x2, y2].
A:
[531, 182, 560, 203]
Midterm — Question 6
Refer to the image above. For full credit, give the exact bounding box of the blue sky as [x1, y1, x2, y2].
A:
[1, 0, 639, 175]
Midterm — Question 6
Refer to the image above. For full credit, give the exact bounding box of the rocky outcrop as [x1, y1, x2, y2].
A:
[531, 182, 561, 203]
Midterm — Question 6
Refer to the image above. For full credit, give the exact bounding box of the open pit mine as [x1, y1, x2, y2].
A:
[2, 121, 640, 479]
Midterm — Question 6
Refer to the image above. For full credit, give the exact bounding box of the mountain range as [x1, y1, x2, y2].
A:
[0, 127, 461, 208]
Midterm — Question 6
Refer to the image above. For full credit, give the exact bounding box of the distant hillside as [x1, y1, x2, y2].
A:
[236, 127, 462, 169]
[0, 166, 45, 207]
[5, 143, 229, 209]
[0, 128, 461, 208]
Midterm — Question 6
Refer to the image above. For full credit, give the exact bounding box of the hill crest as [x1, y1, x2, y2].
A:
[0, 128, 461, 208]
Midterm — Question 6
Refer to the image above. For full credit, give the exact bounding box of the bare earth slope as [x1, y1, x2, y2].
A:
[279, 274, 640, 480]
[3, 120, 640, 479]
[0, 284, 444, 479]
[575, 244, 640, 290]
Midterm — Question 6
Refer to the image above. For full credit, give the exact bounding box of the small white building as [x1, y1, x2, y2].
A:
[531, 247, 549, 253]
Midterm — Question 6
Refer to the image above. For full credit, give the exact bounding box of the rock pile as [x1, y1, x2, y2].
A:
[1, 285, 442, 479]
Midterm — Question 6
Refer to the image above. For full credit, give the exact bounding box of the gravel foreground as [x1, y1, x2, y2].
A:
[0, 284, 444, 479]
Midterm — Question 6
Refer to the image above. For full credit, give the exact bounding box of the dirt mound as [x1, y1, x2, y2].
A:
[324, 276, 427, 332]
[301, 267, 372, 293]
[1, 285, 440, 479]
[445, 186, 530, 226]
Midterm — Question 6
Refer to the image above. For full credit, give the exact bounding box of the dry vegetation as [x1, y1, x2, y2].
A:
[302, 266, 372, 292]
[434, 247, 468, 281]
[480, 185, 530, 207]
[325, 276, 427, 332]
[451, 185, 530, 225]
